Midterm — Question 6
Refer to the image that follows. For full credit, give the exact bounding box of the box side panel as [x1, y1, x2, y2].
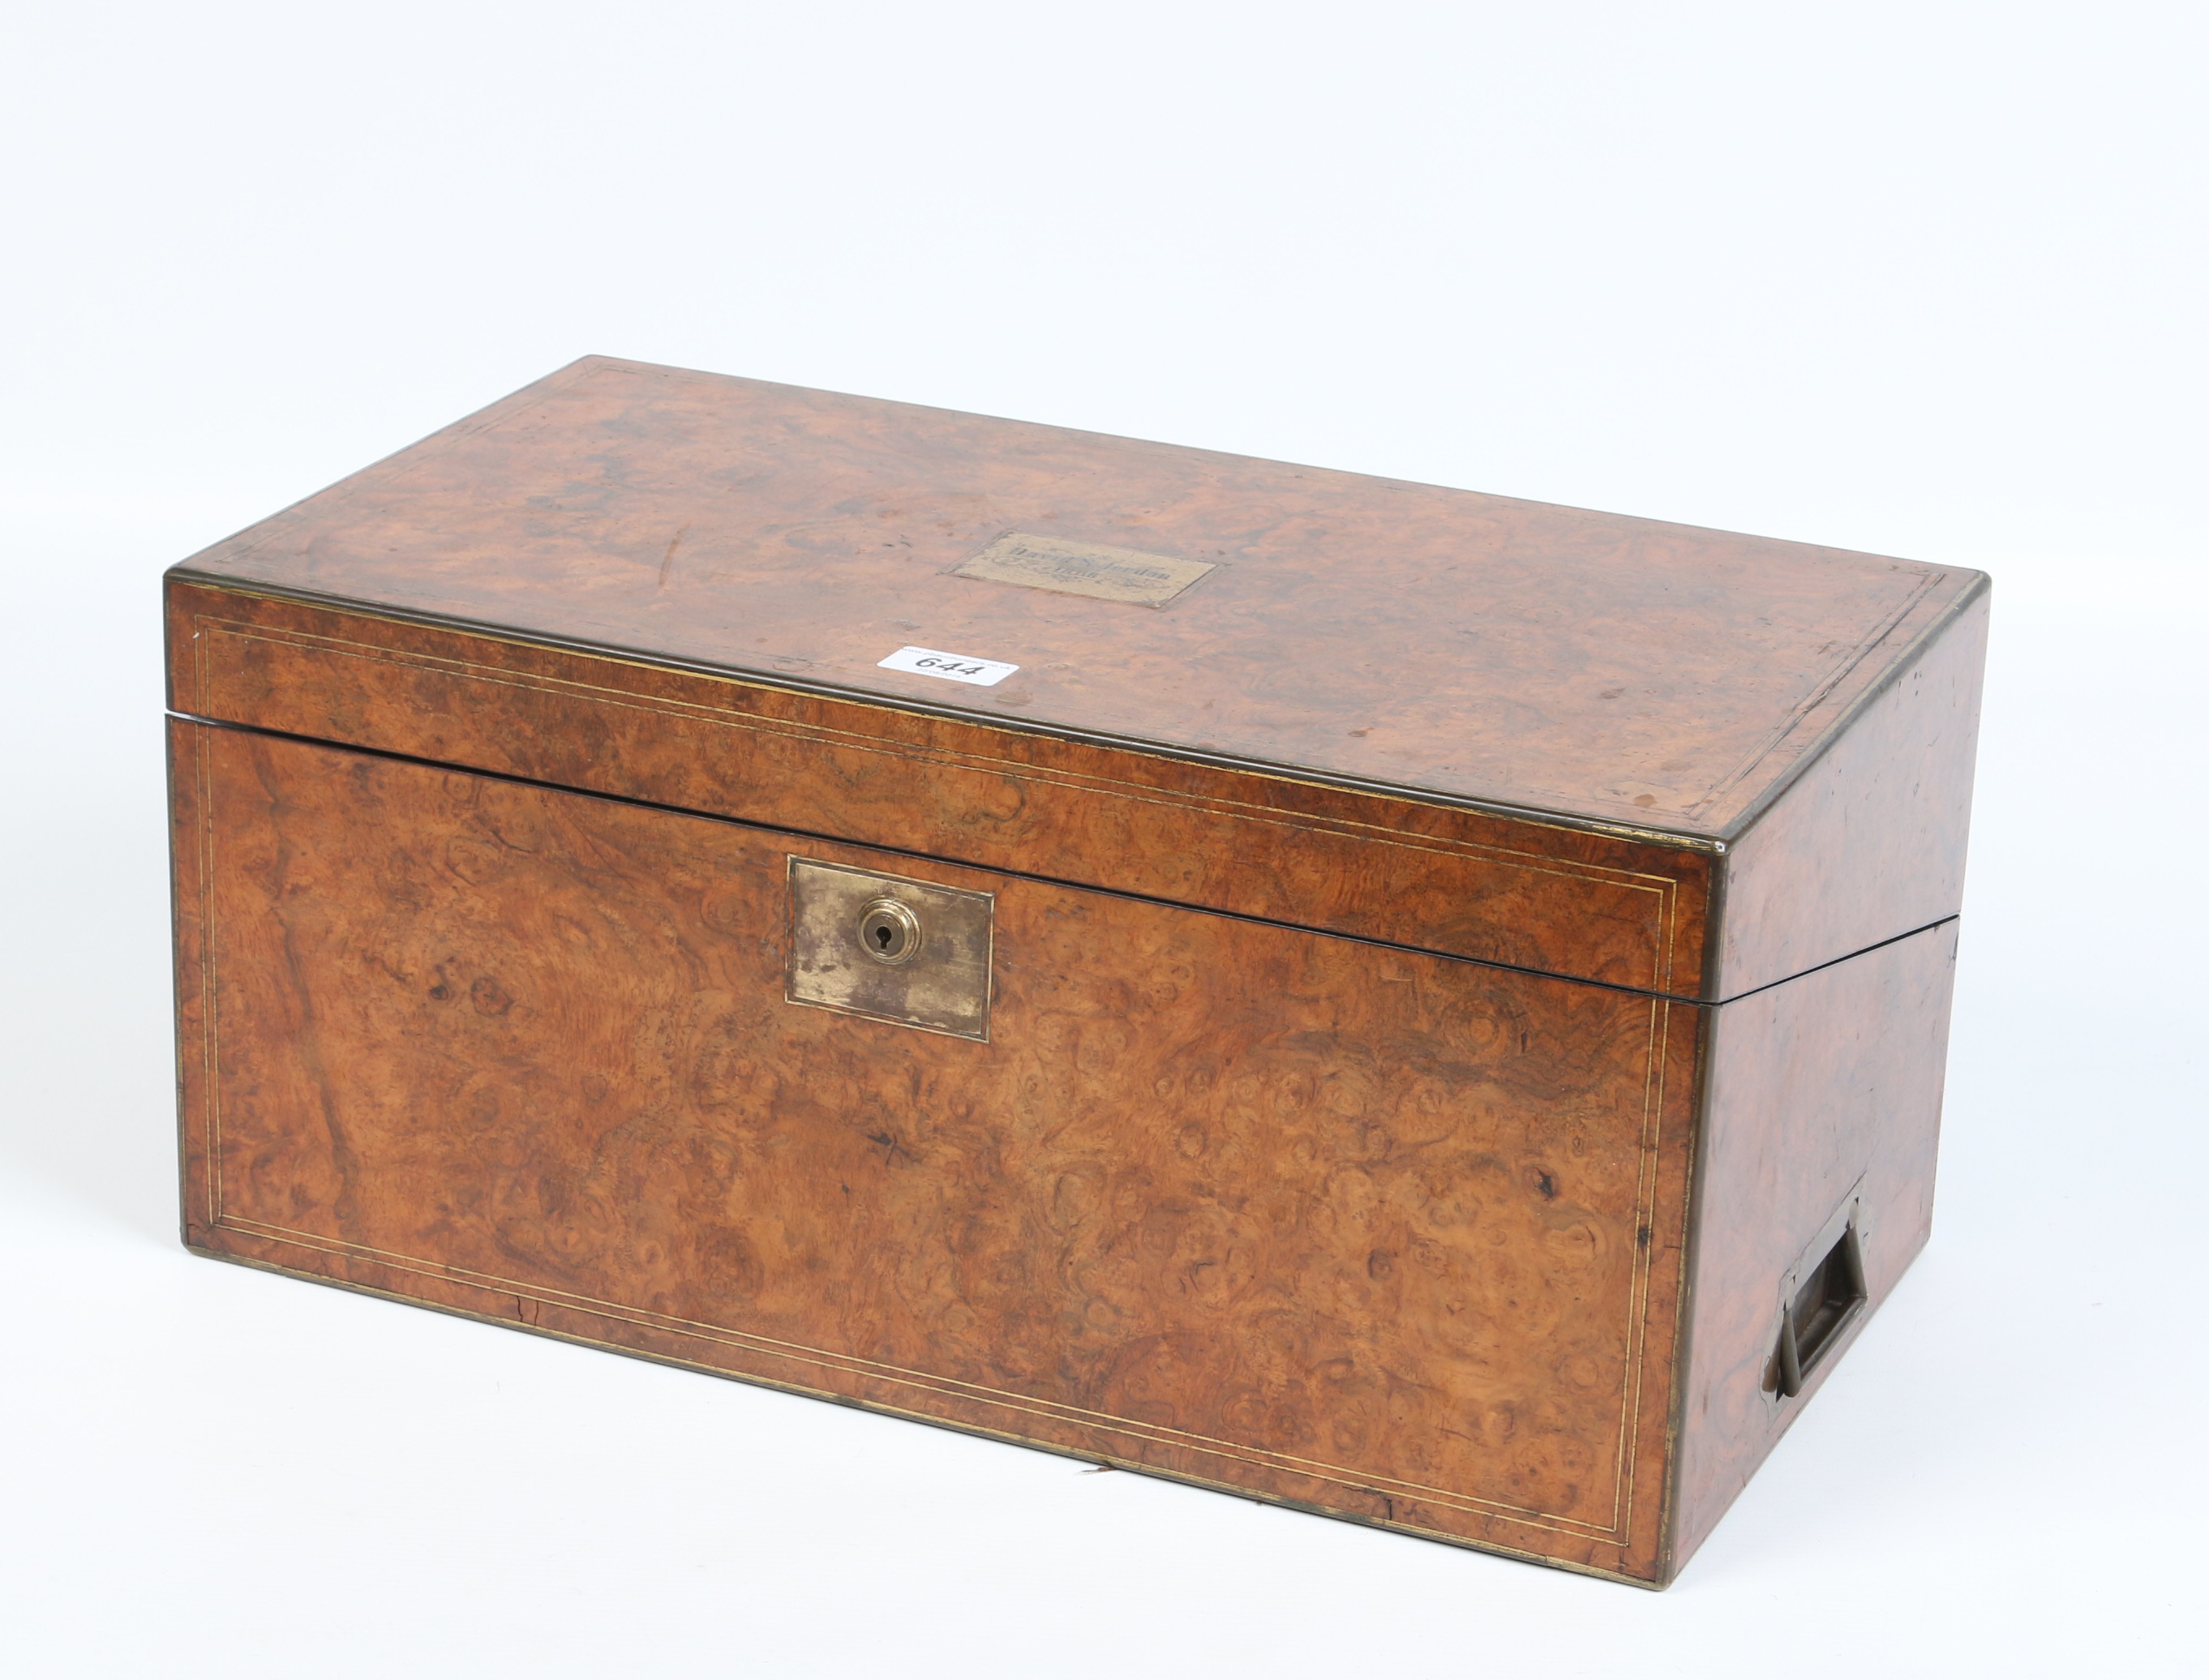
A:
[1668, 921, 1958, 1575]
[164, 580, 1714, 997]
[1714, 586, 1987, 998]
[176, 721, 1701, 1583]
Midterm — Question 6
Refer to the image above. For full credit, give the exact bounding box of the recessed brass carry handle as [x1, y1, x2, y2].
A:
[1776, 1222, 1868, 1398]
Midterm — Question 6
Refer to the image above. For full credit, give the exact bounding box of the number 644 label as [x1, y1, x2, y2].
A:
[877, 645, 1020, 688]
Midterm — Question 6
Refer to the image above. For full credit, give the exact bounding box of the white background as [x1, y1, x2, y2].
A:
[3, 3, 2203, 1674]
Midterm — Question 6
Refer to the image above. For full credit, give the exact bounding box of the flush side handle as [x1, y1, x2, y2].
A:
[1774, 1190, 1870, 1399]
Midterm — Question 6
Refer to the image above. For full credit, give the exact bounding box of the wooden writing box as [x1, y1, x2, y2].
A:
[164, 357, 1988, 1586]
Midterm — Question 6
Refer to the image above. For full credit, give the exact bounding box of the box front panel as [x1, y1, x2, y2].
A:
[170, 720, 1699, 1581]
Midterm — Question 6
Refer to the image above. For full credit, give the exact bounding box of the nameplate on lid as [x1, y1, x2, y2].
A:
[952, 531, 1217, 608]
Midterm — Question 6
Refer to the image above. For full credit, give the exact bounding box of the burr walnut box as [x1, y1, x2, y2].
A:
[164, 356, 1988, 1586]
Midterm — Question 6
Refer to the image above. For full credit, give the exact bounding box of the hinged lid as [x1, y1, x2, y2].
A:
[171, 356, 1984, 844]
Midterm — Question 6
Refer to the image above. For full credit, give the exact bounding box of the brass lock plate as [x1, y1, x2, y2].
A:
[784, 857, 994, 1041]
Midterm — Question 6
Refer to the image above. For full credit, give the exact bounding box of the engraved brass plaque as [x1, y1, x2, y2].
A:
[785, 858, 993, 1040]
[951, 530, 1217, 608]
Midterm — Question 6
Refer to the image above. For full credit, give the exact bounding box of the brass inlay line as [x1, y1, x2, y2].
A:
[197, 618, 1680, 884]
[175, 572, 1727, 853]
[199, 1243, 1647, 1580]
[212, 1207, 1646, 1544]
[193, 615, 1686, 993]
[178, 636, 1688, 1560]
[1684, 569, 1943, 822]
[1607, 996, 1671, 1541]
[187, 684, 226, 1230]
[187, 975, 1668, 1543]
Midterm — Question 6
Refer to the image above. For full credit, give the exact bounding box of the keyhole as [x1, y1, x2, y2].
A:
[856, 897, 923, 966]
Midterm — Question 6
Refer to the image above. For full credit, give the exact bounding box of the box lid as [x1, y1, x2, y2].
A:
[172, 355, 1985, 842]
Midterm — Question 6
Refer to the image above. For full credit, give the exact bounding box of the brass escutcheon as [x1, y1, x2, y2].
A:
[785, 858, 993, 1040]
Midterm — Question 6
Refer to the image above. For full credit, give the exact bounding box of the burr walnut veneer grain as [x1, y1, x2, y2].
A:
[165, 358, 1988, 1584]
[173, 722, 1697, 1579]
